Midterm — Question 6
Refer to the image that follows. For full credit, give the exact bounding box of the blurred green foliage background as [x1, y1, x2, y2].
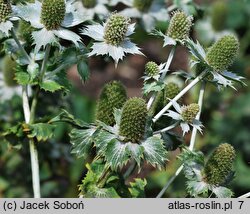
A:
[0, 0, 250, 197]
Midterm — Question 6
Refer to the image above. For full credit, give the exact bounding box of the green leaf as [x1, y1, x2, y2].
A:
[77, 59, 89, 82]
[129, 178, 147, 198]
[126, 142, 144, 168]
[40, 80, 63, 92]
[70, 127, 98, 158]
[143, 81, 165, 95]
[85, 186, 120, 198]
[212, 186, 234, 198]
[105, 140, 130, 171]
[49, 109, 88, 128]
[15, 72, 30, 85]
[2, 123, 25, 145]
[141, 136, 168, 169]
[23, 123, 55, 142]
[186, 180, 208, 197]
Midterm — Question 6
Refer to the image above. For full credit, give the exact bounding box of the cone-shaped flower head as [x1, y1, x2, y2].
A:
[165, 82, 180, 100]
[41, 0, 66, 30]
[145, 61, 159, 77]
[119, 97, 148, 143]
[166, 11, 193, 42]
[133, 0, 153, 12]
[104, 13, 130, 46]
[18, 20, 35, 44]
[203, 143, 236, 185]
[211, 1, 228, 32]
[181, 103, 199, 123]
[2, 55, 18, 87]
[206, 35, 239, 71]
[0, 0, 12, 23]
[82, 0, 96, 8]
[96, 81, 127, 126]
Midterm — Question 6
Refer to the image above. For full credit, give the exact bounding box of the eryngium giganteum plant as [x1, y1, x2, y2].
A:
[96, 81, 127, 126]
[119, 97, 148, 143]
[203, 143, 236, 185]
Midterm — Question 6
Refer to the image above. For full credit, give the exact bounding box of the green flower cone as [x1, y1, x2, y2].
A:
[145, 61, 159, 77]
[96, 81, 127, 126]
[0, 0, 11, 23]
[181, 103, 199, 123]
[2, 55, 18, 87]
[203, 143, 236, 185]
[41, 0, 66, 30]
[206, 35, 239, 71]
[119, 98, 148, 143]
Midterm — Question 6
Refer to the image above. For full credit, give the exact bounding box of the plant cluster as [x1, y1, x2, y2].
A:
[0, 0, 248, 198]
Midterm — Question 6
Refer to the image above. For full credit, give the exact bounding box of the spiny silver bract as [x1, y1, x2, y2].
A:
[119, 98, 148, 143]
[206, 35, 239, 71]
[166, 11, 193, 42]
[104, 13, 130, 46]
[41, 0, 66, 30]
[0, 0, 11, 23]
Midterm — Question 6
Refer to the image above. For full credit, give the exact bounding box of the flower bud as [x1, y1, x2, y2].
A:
[133, 0, 153, 12]
[41, 0, 66, 30]
[0, 0, 12, 23]
[82, 0, 96, 8]
[166, 11, 193, 42]
[96, 81, 127, 126]
[2, 55, 18, 87]
[181, 103, 199, 123]
[104, 14, 129, 46]
[119, 98, 147, 143]
[203, 143, 236, 185]
[145, 61, 159, 77]
[206, 35, 239, 71]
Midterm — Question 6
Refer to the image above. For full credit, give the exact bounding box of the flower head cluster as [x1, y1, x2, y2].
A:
[203, 143, 236, 185]
[14, 0, 87, 52]
[165, 100, 202, 135]
[118, 0, 169, 32]
[145, 61, 160, 77]
[82, 13, 142, 66]
[119, 97, 148, 143]
[206, 35, 239, 72]
[96, 81, 127, 126]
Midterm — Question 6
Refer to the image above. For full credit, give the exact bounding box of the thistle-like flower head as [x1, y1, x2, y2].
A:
[0, 0, 11, 23]
[206, 35, 239, 71]
[82, 13, 142, 65]
[104, 13, 130, 46]
[181, 103, 200, 123]
[133, 0, 153, 12]
[203, 143, 236, 185]
[119, 97, 147, 143]
[82, 0, 97, 8]
[96, 81, 127, 126]
[165, 82, 180, 100]
[145, 61, 159, 77]
[166, 11, 193, 42]
[2, 55, 17, 87]
[41, 0, 66, 30]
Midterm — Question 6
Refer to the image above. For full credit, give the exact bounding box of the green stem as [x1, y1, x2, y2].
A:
[156, 81, 207, 198]
[147, 46, 176, 110]
[40, 44, 51, 81]
[153, 121, 180, 135]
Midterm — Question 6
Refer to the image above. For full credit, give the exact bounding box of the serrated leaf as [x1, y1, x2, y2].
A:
[129, 178, 147, 198]
[2, 123, 25, 145]
[70, 127, 98, 158]
[212, 186, 234, 198]
[186, 180, 208, 197]
[15, 72, 30, 85]
[40, 80, 63, 92]
[211, 71, 236, 90]
[143, 81, 165, 95]
[126, 142, 144, 168]
[141, 136, 168, 169]
[105, 140, 130, 171]
[49, 109, 88, 128]
[77, 59, 89, 82]
[23, 123, 55, 142]
[185, 39, 206, 63]
[221, 71, 246, 87]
